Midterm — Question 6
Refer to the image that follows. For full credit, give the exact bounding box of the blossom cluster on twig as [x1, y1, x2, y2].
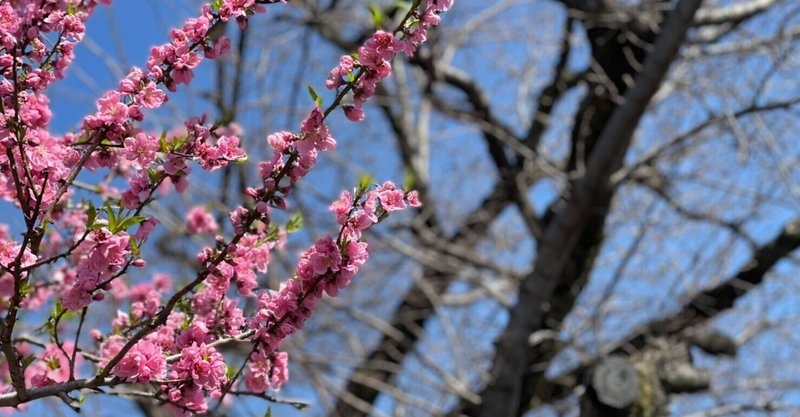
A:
[0, 0, 452, 414]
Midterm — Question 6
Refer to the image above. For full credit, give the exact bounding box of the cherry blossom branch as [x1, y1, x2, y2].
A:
[0, 0, 449, 411]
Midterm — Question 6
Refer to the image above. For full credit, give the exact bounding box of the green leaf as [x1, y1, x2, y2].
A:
[286, 213, 303, 234]
[52, 300, 65, 319]
[129, 237, 140, 257]
[403, 166, 416, 191]
[116, 215, 147, 233]
[394, 0, 412, 10]
[265, 224, 280, 242]
[264, 407, 272, 417]
[104, 203, 117, 232]
[307, 84, 323, 107]
[86, 202, 96, 229]
[147, 168, 160, 183]
[19, 281, 33, 297]
[368, 3, 384, 28]
[21, 355, 36, 370]
[159, 131, 168, 153]
[226, 366, 237, 380]
[357, 173, 375, 194]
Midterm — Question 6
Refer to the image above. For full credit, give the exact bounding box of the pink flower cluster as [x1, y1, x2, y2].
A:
[186, 206, 220, 235]
[244, 182, 420, 379]
[326, 0, 454, 121]
[62, 228, 131, 310]
[166, 340, 228, 413]
[113, 340, 166, 383]
[111, 273, 172, 319]
[0, 0, 102, 215]
[24, 343, 82, 389]
[244, 349, 288, 392]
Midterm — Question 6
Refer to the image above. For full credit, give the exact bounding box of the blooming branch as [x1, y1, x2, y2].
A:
[0, 0, 451, 413]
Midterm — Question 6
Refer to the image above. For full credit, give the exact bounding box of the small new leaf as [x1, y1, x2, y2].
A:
[53, 300, 66, 318]
[19, 280, 33, 297]
[86, 202, 96, 229]
[265, 224, 280, 243]
[129, 237, 140, 257]
[159, 131, 168, 153]
[394, 0, 412, 10]
[340, 238, 351, 255]
[307, 84, 323, 107]
[357, 173, 375, 194]
[286, 213, 303, 233]
[21, 355, 36, 370]
[369, 3, 384, 28]
[147, 167, 160, 183]
[104, 203, 117, 231]
[403, 166, 416, 191]
[115, 216, 147, 233]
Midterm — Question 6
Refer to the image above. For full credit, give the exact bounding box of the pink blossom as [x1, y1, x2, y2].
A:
[267, 131, 294, 154]
[183, 17, 210, 43]
[407, 190, 422, 207]
[98, 336, 126, 370]
[25, 343, 80, 388]
[137, 82, 167, 108]
[135, 217, 160, 241]
[329, 191, 354, 224]
[112, 340, 166, 383]
[300, 107, 336, 151]
[229, 207, 249, 234]
[0, 238, 35, 268]
[326, 55, 356, 90]
[176, 323, 211, 349]
[343, 105, 365, 122]
[0, 5, 20, 36]
[167, 384, 208, 415]
[124, 132, 158, 167]
[121, 174, 151, 209]
[63, 229, 131, 310]
[360, 31, 403, 67]
[377, 181, 407, 212]
[96, 90, 128, 124]
[118, 68, 144, 93]
[186, 206, 219, 235]
[170, 343, 227, 392]
[245, 350, 289, 392]
[307, 236, 342, 275]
